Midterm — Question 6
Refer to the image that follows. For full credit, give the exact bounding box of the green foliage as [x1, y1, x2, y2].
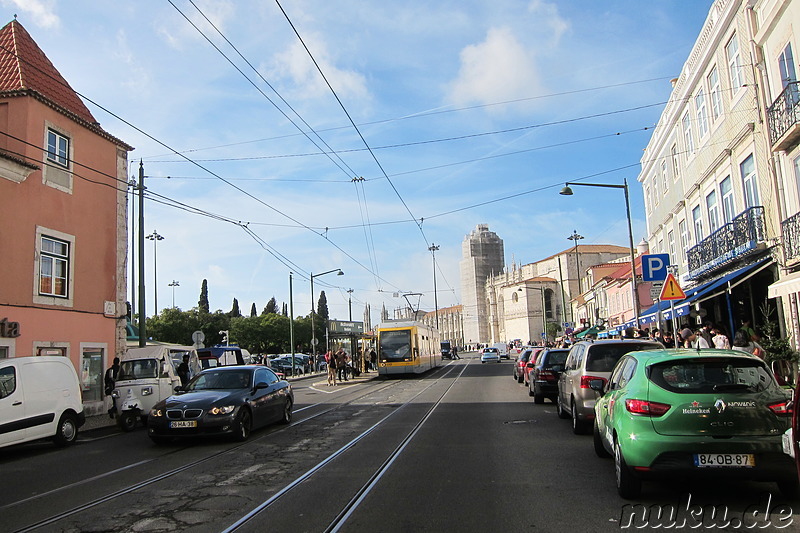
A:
[545, 322, 561, 340]
[198, 279, 209, 313]
[229, 298, 241, 318]
[317, 291, 329, 321]
[264, 297, 278, 315]
[250, 303, 257, 317]
[758, 301, 799, 363]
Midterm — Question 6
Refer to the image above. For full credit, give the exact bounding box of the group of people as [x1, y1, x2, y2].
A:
[324, 348, 352, 386]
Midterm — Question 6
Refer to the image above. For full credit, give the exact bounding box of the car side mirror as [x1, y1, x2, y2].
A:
[174, 385, 184, 393]
[588, 379, 605, 395]
[255, 381, 269, 390]
[526, 362, 535, 368]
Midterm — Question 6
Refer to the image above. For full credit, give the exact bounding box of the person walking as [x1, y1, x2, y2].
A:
[325, 350, 337, 386]
[712, 326, 730, 349]
[105, 357, 120, 418]
[452, 345, 460, 359]
[336, 348, 349, 382]
[177, 353, 191, 387]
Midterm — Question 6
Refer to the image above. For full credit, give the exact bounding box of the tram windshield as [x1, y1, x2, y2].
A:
[380, 330, 412, 361]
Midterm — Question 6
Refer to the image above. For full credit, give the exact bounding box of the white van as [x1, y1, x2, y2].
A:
[0, 356, 85, 448]
[492, 342, 510, 360]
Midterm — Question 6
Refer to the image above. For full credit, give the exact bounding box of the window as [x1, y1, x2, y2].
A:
[726, 34, 744, 93]
[652, 174, 659, 205]
[740, 154, 760, 208]
[37, 347, 66, 356]
[706, 190, 720, 232]
[692, 205, 704, 243]
[0, 366, 16, 399]
[644, 185, 651, 215]
[668, 230, 676, 266]
[778, 42, 799, 105]
[661, 160, 669, 192]
[679, 219, 690, 258]
[708, 66, 722, 121]
[39, 236, 69, 297]
[682, 112, 694, 154]
[720, 176, 735, 223]
[81, 347, 104, 402]
[46, 129, 69, 168]
[658, 239, 664, 253]
[671, 144, 680, 181]
[695, 89, 708, 137]
[794, 155, 800, 203]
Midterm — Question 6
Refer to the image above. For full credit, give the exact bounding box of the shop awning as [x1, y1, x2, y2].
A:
[768, 270, 800, 299]
[575, 326, 600, 338]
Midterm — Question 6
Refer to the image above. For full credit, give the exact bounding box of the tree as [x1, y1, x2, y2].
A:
[264, 297, 278, 315]
[199, 279, 209, 313]
[229, 298, 241, 317]
[317, 291, 329, 321]
[250, 303, 257, 317]
[282, 303, 288, 317]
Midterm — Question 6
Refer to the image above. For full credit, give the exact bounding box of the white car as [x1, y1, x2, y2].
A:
[480, 347, 501, 363]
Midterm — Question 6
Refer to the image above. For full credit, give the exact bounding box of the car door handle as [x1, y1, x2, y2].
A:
[12, 401, 22, 406]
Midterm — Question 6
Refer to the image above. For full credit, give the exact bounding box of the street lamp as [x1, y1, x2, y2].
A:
[145, 230, 164, 316]
[311, 269, 344, 356]
[168, 280, 179, 308]
[428, 244, 440, 330]
[520, 286, 547, 344]
[289, 272, 295, 373]
[347, 289, 354, 321]
[560, 179, 640, 327]
[566, 230, 583, 324]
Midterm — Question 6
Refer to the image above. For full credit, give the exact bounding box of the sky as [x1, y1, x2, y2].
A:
[8, 0, 715, 326]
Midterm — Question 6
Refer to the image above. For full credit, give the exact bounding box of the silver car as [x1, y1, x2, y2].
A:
[480, 347, 501, 363]
[556, 339, 662, 434]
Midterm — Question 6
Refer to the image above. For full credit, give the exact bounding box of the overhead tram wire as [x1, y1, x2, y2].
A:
[0, 40, 409, 292]
[274, 0, 429, 246]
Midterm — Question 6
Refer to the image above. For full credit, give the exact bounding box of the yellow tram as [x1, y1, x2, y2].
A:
[377, 320, 441, 375]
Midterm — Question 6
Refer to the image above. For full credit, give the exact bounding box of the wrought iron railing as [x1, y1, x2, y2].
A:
[767, 81, 800, 146]
[687, 206, 765, 278]
[782, 210, 800, 263]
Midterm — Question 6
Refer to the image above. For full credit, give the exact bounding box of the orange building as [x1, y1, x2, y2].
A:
[0, 20, 132, 415]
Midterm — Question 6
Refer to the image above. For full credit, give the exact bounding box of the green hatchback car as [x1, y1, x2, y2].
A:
[591, 349, 797, 499]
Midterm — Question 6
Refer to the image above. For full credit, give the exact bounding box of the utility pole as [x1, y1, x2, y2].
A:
[347, 289, 354, 321]
[429, 244, 440, 330]
[137, 161, 146, 347]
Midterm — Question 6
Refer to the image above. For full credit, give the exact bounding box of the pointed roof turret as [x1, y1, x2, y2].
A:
[0, 19, 97, 125]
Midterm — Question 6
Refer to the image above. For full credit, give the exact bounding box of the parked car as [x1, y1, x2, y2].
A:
[557, 339, 662, 434]
[529, 348, 569, 404]
[513, 348, 534, 383]
[522, 347, 545, 386]
[592, 349, 797, 499]
[480, 347, 501, 363]
[147, 365, 293, 444]
[492, 342, 511, 360]
[268, 357, 306, 376]
[0, 356, 85, 448]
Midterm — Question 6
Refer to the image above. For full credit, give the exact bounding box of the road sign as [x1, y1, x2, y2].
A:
[650, 281, 664, 300]
[659, 273, 686, 300]
[642, 253, 670, 281]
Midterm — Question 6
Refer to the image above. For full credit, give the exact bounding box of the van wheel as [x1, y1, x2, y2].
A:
[53, 413, 78, 447]
[572, 400, 590, 435]
[118, 412, 137, 432]
[556, 395, 569, 419]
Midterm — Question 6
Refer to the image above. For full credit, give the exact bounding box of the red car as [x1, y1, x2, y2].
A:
[513, 347, 543, 384]
[523, 347, 545, 385]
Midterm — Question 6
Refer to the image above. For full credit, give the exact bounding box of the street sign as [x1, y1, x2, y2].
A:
[659, 273, 686, 300]
[563, 322, 571, 328]
[642, 253, 670, 281]
[650, 281, 664, 300]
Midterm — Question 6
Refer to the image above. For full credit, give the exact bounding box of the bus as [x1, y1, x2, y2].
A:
[377, 320, 441, 376]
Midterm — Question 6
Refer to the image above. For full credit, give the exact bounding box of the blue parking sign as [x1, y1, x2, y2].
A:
[641, 254, 670, 282]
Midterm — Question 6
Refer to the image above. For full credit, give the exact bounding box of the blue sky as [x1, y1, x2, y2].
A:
[10, 0, 714, 325]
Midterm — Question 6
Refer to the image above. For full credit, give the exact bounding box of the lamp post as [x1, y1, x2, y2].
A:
[310, 269, 344, 357]
[145, 230, 164, 317]
[168, 280, 179, 308]
[347, 289, 354, 321]
[428, 244, 440, 330]
[560, 179, 640, 328]
[566, 230, 583, 324]
[520, 286, 547, 344]
[289, 273, 295, 373]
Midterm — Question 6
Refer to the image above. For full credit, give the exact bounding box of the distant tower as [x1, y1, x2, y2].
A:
[460, 224, 504, 345]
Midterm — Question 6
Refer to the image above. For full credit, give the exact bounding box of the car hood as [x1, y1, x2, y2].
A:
[157, 390, 242, 408]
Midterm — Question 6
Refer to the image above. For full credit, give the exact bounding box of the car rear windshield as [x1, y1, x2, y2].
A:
[585, 343, 660, 372]
[648, 357, 774, 394]
[542, 350, 569, 367]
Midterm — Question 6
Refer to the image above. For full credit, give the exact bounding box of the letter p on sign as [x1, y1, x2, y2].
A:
[642, 254, 670, 282]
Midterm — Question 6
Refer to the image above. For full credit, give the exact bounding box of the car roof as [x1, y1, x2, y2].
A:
[201, 365, 262, 373]
[617, 348, 762, 364]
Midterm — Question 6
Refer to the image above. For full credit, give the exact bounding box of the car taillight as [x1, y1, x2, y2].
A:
[539, 370, 556, 382]
[625, 399, 671, 417]
[768, 401, 792, 416]
[580, 375, 606, 389]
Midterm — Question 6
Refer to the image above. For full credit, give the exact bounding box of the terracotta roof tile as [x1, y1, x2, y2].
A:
[0, 20, 96, 124]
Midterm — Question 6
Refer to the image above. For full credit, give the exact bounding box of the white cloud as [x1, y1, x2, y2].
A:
[447, 26, 542, 108]
[266, 33, 368, 101]
[3, 0, 59, 29]
[527, 0, 569, 43]
[156, 0, 235, 50]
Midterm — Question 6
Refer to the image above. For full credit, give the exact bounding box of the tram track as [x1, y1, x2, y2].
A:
[8, 375, 408, 533]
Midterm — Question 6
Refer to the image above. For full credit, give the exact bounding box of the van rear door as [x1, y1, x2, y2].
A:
[0, 362, 27, 446]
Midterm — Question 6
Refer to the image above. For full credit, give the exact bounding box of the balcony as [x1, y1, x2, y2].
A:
[781, 210, 800, 265]
[687, 206, 766, 279]
[767, 81, 800, 152]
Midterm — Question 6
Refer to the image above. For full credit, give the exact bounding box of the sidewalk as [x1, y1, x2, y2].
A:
[82, 369, 378, 433]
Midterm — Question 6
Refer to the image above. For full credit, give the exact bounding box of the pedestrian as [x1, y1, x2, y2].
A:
[105, 357, 120, 418]
[698, 322, 713, 348]
[679, 327, 696, 348]
[661, 330, 676, 348]
[712, 326, 730, 349]
[336, 348, 349, 382]
[739, 317, 762, 343]
[452, 345, 460, 359]
[325, 350, 337, 386]
[369, 348, 377, 370]
[731, 330, 765, 358]
[177, 353, 191, 387]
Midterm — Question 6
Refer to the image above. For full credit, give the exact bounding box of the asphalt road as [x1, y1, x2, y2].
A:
[2, 354, 799, 532]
